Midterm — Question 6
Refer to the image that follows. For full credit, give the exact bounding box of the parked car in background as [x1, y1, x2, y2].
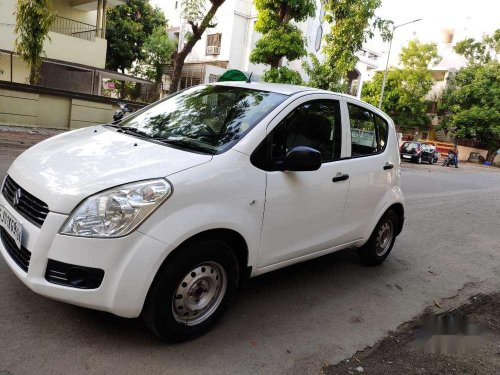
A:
[425, 143, 440, 163]
[400, 141, 437, 164]
[1, 82, 405, 342]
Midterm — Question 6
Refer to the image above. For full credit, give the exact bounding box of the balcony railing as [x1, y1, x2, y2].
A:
[49, 16, 97, 41]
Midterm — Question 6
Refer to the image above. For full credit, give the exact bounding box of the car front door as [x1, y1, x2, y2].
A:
[253, 95, 351, 268]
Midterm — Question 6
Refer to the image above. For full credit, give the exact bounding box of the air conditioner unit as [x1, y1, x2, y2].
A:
[206, 46, 220, 55]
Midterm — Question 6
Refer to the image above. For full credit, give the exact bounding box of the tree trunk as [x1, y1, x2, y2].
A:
[29, 64, 37, 85]
[270, 57, 281, 69]
[168, 0, 225, 94]
[169, 50, 189, 94]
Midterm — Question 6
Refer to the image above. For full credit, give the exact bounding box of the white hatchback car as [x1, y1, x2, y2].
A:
[0, 82, 404, 341]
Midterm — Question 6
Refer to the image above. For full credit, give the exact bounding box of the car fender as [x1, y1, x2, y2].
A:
[358, 185, 405, 246]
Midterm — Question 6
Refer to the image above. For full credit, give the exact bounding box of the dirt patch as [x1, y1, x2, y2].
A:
[324, 293, 500, 374]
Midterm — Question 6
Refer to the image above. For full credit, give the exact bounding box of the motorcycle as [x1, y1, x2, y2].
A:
[442, 151, 457, 167]
[113, 102, 133, 122]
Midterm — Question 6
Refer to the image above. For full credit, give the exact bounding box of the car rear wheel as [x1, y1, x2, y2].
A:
[358, 210, 398, 266]
[416, 156, 422, 164]
[429, 158, 434, 165]
[143, 238, 239, 342]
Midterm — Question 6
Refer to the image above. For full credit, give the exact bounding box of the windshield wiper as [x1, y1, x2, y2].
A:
[105, 124, 153, 139]
[157, 138, 216, 154]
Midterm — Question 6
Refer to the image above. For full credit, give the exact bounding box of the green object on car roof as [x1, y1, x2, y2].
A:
[217, 69, 250, 82]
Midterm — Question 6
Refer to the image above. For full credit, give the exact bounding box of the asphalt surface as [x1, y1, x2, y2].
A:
[1, 140, 500, 375]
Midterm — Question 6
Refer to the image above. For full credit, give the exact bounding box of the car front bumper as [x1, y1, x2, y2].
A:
[0, 194, 171, 318]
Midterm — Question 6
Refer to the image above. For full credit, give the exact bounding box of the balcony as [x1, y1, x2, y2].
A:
[49, 16, 97, 41]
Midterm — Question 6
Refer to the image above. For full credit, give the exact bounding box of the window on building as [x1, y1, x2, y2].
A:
[175, 1, 178, 10]
[206, 33, 222, 55]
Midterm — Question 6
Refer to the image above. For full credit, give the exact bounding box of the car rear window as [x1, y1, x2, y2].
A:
[402, 142, 419, 151]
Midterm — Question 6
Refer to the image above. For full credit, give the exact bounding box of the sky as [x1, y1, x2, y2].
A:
[369, 0, 500, 68]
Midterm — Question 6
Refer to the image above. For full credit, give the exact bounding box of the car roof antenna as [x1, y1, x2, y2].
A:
[246, 72, 253, 83]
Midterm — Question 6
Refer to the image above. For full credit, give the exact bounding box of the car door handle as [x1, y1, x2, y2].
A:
[332, 174, 349, 182]
[383, 163, 394, 170]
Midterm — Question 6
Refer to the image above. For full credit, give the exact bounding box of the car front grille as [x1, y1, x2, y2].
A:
[0, 227, 31, 272]
[2, 176, 49, 227]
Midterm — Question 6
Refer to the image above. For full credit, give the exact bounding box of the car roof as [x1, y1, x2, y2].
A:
[211, 81, 326, 96]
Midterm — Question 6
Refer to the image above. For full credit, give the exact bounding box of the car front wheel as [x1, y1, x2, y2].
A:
[358, 210, 398, 266]
[143, 238, 239, 342]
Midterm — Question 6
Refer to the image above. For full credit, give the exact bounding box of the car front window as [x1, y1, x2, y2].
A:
[117, 85, 287, 154]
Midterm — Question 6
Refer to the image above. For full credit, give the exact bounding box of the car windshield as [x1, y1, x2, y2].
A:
[402, 142, 419, 151]
[116, 85, 288, 154]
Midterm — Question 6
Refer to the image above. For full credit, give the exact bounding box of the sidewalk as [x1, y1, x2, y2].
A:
[0, 125, 64, 147]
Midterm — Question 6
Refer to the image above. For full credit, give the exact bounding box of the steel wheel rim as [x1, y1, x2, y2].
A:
[172, 261, 227, 326]
[376, 221, 394, 256]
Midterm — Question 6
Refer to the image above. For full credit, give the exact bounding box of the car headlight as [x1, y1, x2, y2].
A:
[60, 179, 172, 238]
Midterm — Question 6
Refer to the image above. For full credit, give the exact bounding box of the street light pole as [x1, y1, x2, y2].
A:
[378, 18, 423, 109]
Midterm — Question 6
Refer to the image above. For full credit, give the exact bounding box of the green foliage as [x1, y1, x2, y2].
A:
[106, 0, 167, 72]
[400, 40, 442, 69]
[453, 30, 499, 65]
[251, 26, 308, 67]
[362, 40, 441, 128]
[323, 0, 388, 76]
[138, 27, 177, 83]
[439, 30, 500, 153]
[250, 0, 315, 82]
[263, 67, 303, 85]
[302, 54, 347, 92]
[304, 0, 389, 91]
[14, 0, 55, 84]
[182, 0, 207, 24]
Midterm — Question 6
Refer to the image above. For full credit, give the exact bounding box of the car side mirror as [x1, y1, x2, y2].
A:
[284, 146, 322, 172]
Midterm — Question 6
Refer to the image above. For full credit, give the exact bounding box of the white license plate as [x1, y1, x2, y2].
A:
[0, 204, 22, 249]
[402, 155, 411, 159]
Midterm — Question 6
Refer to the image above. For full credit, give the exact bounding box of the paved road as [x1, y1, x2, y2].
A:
[1, 142, 500, 375]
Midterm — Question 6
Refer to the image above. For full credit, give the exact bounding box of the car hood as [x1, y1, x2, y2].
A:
[7, 126, 212, 213]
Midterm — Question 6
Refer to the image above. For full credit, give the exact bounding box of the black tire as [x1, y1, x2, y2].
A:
[429, 158, 434, 165]
[358, 210, 398, 266]
[416, 156, 422, 164]
[143, 238, 239, 342]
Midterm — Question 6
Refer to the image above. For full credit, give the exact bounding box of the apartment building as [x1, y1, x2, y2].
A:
[0, 0, 123, 71]
[0, 0, 156, 130]
[164, 0, 381, 96]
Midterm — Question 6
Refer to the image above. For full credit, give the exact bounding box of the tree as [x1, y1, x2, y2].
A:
[362, 40, 441, 128]
[261, 66, 304, 85]
[249, 0, 316, 83]
[439, 30, 500, 160]
[138, 27, 177, 83]
[106, 0, 167, 72]
[14, 0, 55, 84]
[304, 0, 390, 91]
[453, 29, 499, 65]
[168, 0, 226, 94]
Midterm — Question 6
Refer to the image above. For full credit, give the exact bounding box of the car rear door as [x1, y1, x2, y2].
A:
[254, 94, 351, 268]
[337, 99, 398, 243]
